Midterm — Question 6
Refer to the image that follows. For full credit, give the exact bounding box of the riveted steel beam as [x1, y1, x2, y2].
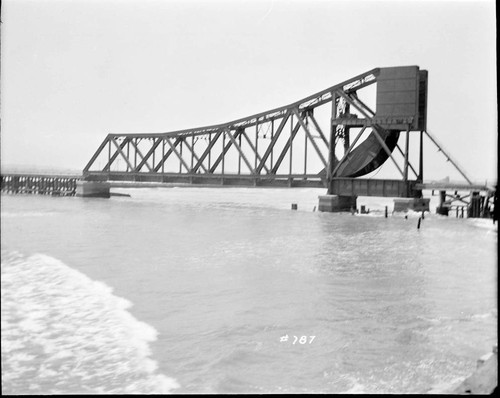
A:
[308, 112, 329, 148]
[372, 125, 405, 179]
[395, 144, 419, 179]
[182, 136, 209, 173]
[226, 129, 255, 174]
[242, 130, 270, 175]
[255, 111, 290, 174]
[424, 130, 473, 185]
[292, 108, 327, 169]
[109, 137, 135, 171]
[209, 129, 242, 173]
[271, 118, 301, 174]
[83, 135, 111, 172]
[335, 90, 372, 119]
[128, 138, 153, 172]
[104, 137, 129, 171]
[165, 137, 191, 172]
[192, 130, 223, 173]
[153, 136, 183, 172]
[136, 138, 162, 172]
[331, 126, 368, 177]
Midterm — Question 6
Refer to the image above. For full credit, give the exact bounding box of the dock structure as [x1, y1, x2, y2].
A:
[416, 182, 496, 219]
[1, 174, 79, 196]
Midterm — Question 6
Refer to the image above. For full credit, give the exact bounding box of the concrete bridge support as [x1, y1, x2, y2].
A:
[393, 198, 430, 213]
[318, 195, 357, 212]
[76, 181, 111, 198]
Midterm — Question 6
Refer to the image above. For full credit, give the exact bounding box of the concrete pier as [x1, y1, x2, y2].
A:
[75, 181, 111, 198]
[393, 198, 430, 213]
[318, 195, 357, 212]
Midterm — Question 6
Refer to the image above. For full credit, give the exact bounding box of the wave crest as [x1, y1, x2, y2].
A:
[1, 251, 179, 394]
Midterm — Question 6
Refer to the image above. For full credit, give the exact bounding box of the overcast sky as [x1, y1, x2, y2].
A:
[1, 0, 497, 182]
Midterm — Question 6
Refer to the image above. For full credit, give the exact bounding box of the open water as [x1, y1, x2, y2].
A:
[1, 187, 497, 394]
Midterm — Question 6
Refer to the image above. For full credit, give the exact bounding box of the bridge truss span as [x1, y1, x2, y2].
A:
[83, 66, 429, 191]
[83, 108, 332, 187]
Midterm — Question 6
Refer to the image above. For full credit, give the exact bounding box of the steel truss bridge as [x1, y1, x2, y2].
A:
[83, 65, 485, 199]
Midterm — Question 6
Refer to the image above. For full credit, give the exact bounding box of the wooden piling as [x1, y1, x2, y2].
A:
[1, 174, 79, 196]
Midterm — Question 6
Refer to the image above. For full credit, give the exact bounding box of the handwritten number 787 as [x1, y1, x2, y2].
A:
[292, 336, 315, 344]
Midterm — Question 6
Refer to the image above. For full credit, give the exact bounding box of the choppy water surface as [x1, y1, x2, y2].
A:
[1, 187, 497, 394]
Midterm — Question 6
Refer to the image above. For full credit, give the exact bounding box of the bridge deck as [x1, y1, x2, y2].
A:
[83, 171, 326, 188]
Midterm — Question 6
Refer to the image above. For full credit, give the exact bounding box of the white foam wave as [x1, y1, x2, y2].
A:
[340, 382, 368, 394]
[470, 310, 497, 320]
[1, 251, 179, 394]
[417, 309, 497, 325]
[466, 218, 498, 231]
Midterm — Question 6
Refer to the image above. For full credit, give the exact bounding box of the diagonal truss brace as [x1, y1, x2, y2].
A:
[110, 137, 135, 171]
[192, 131, 223, 173]
[292, 108, 327, 169]
[153, 137, 183, 172]
[241, 131, 270, 174]
[372, 125, 405, 179]
[225, 129, 255, 174]
[136, 138, 162, 172]
[104, 137, 128, 171]
[182, 136, 209, 173]
[331, 126, 367, 177]
[271, 116, 302, 174]
[165, 137, 191, 172]
[308, 112, 330, 148]
[335, 89, 372, 119]
[209, 129, 242, 173]
[84, 137, 109, 172]
[395, 144, 419, 179]
[424, 130, 473, 184]
[128, 138, 153, 172]
[255, 111, 290, 174]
